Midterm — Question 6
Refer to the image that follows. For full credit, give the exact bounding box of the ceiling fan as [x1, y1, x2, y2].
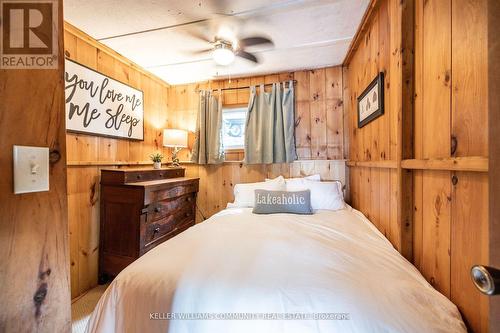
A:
[186, 30, 274, 66]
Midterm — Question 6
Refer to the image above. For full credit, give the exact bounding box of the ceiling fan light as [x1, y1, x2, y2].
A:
[213, 47, 235, 66]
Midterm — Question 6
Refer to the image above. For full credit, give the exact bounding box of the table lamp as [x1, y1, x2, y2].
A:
[163, 129, 188, 167]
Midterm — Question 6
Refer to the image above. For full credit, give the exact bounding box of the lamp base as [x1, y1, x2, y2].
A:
[171, 147, 181, 167]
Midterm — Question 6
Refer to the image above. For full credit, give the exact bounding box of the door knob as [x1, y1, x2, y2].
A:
[471, 265, 500, 295]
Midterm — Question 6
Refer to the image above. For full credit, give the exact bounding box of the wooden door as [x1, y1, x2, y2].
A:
[0, 0, 71, 331]
[488, 1, 500, 331]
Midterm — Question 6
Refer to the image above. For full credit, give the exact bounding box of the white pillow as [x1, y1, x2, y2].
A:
[229, 176, 286, 208]
[285, 175, 321, 189]
[286, 179, 345, 211]
[265, 174, 321, 182]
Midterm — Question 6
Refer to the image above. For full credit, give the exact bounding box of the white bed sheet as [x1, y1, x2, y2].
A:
[86, 206, 465, 333]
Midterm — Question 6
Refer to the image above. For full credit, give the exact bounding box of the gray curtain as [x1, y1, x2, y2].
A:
[244, 81, 296, 164]
[191, 90, 224, 164]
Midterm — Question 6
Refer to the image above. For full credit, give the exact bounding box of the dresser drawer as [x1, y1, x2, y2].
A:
[125, 169, 185, 183]
[148, 182, 199, 203]
[101, 168, 186, 184]
[142, 204, 195, 248]
[140, 218, 195, 255]
[147, 193, 196, 222]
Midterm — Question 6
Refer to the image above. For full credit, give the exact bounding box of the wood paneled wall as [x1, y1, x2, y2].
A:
[0, 1, 71, 331]
[167, 68, 347, 219]
[168, 66, 345, 161]
[345, 0, 489, 331]
[344, 0, 412, 254]
[413, 1, 488, 331]
[64, 23, 172, 299]
[64, 23, 171, 166]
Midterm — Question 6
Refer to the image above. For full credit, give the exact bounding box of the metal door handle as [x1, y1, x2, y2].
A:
[471, 265, 500, 295]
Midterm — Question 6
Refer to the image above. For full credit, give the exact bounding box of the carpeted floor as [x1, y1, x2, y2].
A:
[71, 284, 109, 333]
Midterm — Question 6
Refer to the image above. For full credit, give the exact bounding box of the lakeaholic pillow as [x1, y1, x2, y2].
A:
[286, 179, 345, 211]
[228, 176, 286, 208]
[253, 190, 313, 215]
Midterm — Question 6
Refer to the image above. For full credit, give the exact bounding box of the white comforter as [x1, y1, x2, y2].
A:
[86, 207, 465, 333]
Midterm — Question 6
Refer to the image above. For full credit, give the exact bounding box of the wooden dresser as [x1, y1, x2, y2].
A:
[99, 167, 199, 282]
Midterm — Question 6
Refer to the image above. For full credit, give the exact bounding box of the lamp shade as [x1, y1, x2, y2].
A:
[163, 129, 188, 148]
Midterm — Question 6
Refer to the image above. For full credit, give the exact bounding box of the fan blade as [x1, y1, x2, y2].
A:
[185, 48, 213, 56]
[184, 30, 212, 44]
[239, 36, 273, 48]
[236, 50, 258, 63]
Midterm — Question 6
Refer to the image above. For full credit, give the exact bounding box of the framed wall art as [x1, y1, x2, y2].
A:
[357, 72, 384, 128]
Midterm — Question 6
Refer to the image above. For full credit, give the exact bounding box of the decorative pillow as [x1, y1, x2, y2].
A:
[253, 190, 313, 215]
[229, 176, 286, 208]
[286, 179, 345, 211]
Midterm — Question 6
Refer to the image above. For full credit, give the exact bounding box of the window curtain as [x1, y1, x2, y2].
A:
[244, 81, 297, 164]
[191, 90, 225, 164]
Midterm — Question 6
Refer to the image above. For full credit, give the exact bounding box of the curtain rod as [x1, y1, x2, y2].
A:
[196, 80, 297, 93]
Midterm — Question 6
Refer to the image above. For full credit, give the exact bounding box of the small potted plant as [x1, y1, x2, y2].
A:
[150, 152, 164, 169]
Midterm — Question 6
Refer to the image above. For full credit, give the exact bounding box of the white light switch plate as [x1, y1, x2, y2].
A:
[13, 145, 49, 194]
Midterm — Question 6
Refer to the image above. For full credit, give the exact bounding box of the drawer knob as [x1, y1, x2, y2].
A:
[154, 207, 160, 213]
[136, 175, 142, 179]
[159, 173, 163, 177]
[153, 227, 160, 233]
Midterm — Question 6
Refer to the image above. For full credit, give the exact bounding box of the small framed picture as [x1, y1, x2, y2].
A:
[357, 72, 384, 128]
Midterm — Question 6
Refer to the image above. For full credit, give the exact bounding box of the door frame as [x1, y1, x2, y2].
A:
[488, 0, 500, 331]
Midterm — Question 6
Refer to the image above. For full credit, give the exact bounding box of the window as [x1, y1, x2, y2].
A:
[222, 107, 247, 150]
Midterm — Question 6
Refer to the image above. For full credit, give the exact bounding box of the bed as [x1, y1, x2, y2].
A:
[86, 204, 465, 333]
